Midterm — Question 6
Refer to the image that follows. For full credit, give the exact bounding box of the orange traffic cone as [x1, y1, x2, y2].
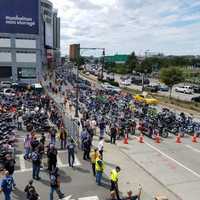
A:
[139, 134, 144, 143]
[176, 134, 182, 144]
[192, 133, 198, 143]
[155, 133, 160, 144]
[124, 134, 128, 144]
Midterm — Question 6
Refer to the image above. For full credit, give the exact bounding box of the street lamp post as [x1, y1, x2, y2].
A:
[75, 63, 79, 118]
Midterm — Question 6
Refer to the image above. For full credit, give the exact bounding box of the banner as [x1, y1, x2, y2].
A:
[0, 0, 39, 34]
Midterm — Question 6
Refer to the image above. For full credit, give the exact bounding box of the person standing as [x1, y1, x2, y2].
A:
[67, 139, 76, 168]
[49, 167, 64, 200]
[95, 155, 104, 186]
[59, 127, 67, 150]
[82, 136, 91, 160]
[0, 171, 14, 200]
[90, 148, 98, 176]
[24, 134, 31, 160]
[4, 154, 16, 188]
[31, 150, 41, 180]
[99, 119, 106, 139]
[47, 144, 58, 171]
[110, 125, 117, 144]
[50, 128, 56, 146]
[17, 114, 23, 130]
[98, 138, 104, 159]
[110, 166, 121, 200]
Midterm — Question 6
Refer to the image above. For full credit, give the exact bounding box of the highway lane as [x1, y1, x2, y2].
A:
[117, 131, 200, 200]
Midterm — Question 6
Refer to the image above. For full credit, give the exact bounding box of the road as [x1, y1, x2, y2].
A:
[110, 73, 200, 102]
[2, 130, 109, 200]
[79, 71, 200, 199]
[117, 131, 200, 200]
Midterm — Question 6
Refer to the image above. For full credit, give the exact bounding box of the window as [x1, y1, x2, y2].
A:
[17, 67, 36, 79]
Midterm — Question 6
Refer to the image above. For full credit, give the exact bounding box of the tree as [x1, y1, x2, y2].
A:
[160, 67, 185, 98]
[126, 52, 138, 72]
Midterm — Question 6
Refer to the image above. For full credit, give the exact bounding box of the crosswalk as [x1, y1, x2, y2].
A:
[15, 150, 81, 173]
[60, 195, 99, 200]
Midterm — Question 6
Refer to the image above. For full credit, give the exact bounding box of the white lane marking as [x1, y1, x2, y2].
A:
[15, 154, 81, 173]
[16, 154, 26, 172]
[185, 145, 200, 153]
[133, 136, 200, 179]
[60, 195, 74, 200]
[78, 196, 99, 200]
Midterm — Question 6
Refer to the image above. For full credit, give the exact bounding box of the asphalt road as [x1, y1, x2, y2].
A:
[110, 73, 200, 102]
[1, 130, 109, 200]
[79, 71, 200, 199]
[117, 130, 200, 200]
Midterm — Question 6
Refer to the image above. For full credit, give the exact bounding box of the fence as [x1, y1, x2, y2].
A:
[43, 85, 80, 147]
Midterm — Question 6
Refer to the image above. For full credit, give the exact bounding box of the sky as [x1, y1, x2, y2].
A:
[50, 0, 200, 56]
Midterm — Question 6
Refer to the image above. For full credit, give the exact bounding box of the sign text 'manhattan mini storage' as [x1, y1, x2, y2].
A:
[0, 0, 39, 34]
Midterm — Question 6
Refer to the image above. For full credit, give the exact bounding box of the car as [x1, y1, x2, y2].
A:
[0, 81, 12, 88]
[193, 86, 200, 93]
[158, 84, 169, 92]
[134, 94, 159, 105]
[101, 83, 121, 92]
[131, 77, 150, 85]
[11, 82, 29, 91]
[175, 86, 193, 94]
[191, 96, 200, 102]
[0, 88, 15, 96]
[85, 72, 90, 75]
[144, 85, 159, 93]
[120, 79, 131, 86]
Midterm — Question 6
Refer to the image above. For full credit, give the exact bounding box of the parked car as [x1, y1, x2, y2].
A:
[193, 86, 200, 93]
[120, 79, 131, 86]
[144, 85, 159, 93]
[191, 96, 200, 102]
[0, 88, 15, 96]
[158, 84, 169, 92]
[134, 94, 159, 105]
[101, 83, 121, 92]
[131, 77, 150, 85]
[0, 81, 12, 88]
[175, 86, 193, 94]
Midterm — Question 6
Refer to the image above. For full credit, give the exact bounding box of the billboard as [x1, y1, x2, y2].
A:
[0, 0, 39, 34]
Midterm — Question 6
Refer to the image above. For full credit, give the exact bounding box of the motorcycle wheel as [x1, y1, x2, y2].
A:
[161, 131, 169, 138]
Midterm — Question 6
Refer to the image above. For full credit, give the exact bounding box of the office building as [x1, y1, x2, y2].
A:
[0, 0, 60, 83]
[69, 44, 80, 62]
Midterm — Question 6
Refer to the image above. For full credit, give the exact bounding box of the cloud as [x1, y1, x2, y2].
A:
[50, 0, 200, 56]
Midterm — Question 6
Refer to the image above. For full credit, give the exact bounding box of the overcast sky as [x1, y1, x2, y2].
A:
[50, 0, 200, 56]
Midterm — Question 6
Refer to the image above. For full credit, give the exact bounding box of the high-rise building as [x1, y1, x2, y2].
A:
[0, 0, 60, 83]
[69, 44, 80, 62]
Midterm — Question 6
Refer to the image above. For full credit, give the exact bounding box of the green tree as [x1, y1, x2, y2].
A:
[160, 67, 185, 98]
[126, 52, 138, 72]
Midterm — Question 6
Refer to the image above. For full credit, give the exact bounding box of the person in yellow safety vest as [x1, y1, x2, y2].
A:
[110, 166, 121, 200]
[90, 148, 98, 177]
[95, 155, 104, 186]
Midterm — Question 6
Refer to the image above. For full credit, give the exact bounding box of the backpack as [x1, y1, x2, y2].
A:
[50, 174, 57, 186]
[6, 177, 13, 190]
[31, 151, 39, 162]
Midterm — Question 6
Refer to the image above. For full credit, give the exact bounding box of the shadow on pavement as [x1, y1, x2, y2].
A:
[13, 188, 26, 200]
[74, 166, 90, 174]
[40, 178, 50, 186]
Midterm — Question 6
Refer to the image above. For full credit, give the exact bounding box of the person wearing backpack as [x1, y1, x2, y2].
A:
[31, 151, 41, 180]
[49, 167, 64, 200]
[0, 171, 14, 200]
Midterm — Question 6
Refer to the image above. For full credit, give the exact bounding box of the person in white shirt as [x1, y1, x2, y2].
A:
[98, 138, 104, 159]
